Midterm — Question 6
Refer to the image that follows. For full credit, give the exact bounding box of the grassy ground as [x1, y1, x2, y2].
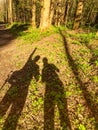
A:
[0, 24, 98, 130]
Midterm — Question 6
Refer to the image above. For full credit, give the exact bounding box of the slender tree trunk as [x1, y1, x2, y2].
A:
[52, 0, 62, 26]
[4, 0, 8, 23]
[73, 0, 84, 29]
[64, 0, 70, 24]
[32, 0, 36, 27]
[3, 0, 6, 23]
[48, 0, 54, 26]
[61, 0, 67, 25]
[8, 0, 13, 23]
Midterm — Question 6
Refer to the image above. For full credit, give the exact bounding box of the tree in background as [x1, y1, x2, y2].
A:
[8, 0, 13, 23]
[73, 0, 84, 29]
[32, 0, 36, 27]
[0, 0, 98, 29]
[82, 0, 98, 26]
[40, 0, 51, 30]
[0, 0, 5, 22]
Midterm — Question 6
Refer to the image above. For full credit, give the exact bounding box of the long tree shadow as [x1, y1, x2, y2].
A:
[59, 30, 98, 128]
[0, 48, 40, 130]
[42, 57, 71, 130]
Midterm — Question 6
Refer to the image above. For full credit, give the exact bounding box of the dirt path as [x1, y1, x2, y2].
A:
[0, 27, 59, 87]
[0, 24, 16, 51]
[0, 24, 17, 86]
[0, 26, 98, 130]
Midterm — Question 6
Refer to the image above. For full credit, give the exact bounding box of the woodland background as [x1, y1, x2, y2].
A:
[0, 0, 98, 130]
[0, 0, 98, 29]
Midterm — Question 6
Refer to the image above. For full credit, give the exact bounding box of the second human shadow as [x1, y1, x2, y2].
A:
[42, 57, 71, 130]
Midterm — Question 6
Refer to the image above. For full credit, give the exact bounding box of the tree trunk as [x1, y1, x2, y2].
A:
[8, 0, 13, 23]
[73, 0, 84, 29]
[32, 0, 36, 27]
[64, 0, 70, 24]
[40, 0, 51, 30]
[48, 0, 54, 26]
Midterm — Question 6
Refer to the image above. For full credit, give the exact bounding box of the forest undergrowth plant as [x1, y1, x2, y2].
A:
[68, 30, 96, 45]
[78, 33, 96, 44]
[9, 23, 68, 44]
[72, 40, 81, 45]
[78, 124, 86, 130]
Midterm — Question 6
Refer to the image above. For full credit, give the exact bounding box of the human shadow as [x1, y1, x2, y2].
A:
[42, 57, 71, 130]
[0, 48, 40, 130]
[59, 29, 98, 128]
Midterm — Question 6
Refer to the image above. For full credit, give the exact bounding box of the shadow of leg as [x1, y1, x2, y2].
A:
[44, 92, 55, 130]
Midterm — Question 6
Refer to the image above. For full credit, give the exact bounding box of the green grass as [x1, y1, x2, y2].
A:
[92, 75, 98, 83]
[0, 24, 98, 130]
[93, 48, 98, 56]
[68, 31, 96, 44]
[77, 33, 96, 44]
[78, 124, 86, 130]
[72, 40, 81, 45]
[95, 59, 98, 66]
[8, 23, 68, 44]
[8, 23, 58, 43]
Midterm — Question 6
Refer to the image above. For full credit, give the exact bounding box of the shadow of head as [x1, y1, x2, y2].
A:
[33, 55, 40, 62]
[43, 57, 48, 65]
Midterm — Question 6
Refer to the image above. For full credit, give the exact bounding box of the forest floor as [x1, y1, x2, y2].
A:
[0, 24, 98, 130]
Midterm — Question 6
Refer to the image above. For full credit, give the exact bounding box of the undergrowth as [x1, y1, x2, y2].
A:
[70, 32, 97, 45]
[1, 23, 97, 130]
[8, 23, 67, 44]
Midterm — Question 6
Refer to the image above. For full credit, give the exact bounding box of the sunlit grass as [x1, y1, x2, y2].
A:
[8, 23, 67, 44]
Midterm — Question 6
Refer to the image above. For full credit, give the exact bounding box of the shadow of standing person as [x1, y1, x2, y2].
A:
[42, 57, 71, 130]
[0, 48, 40, 130]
